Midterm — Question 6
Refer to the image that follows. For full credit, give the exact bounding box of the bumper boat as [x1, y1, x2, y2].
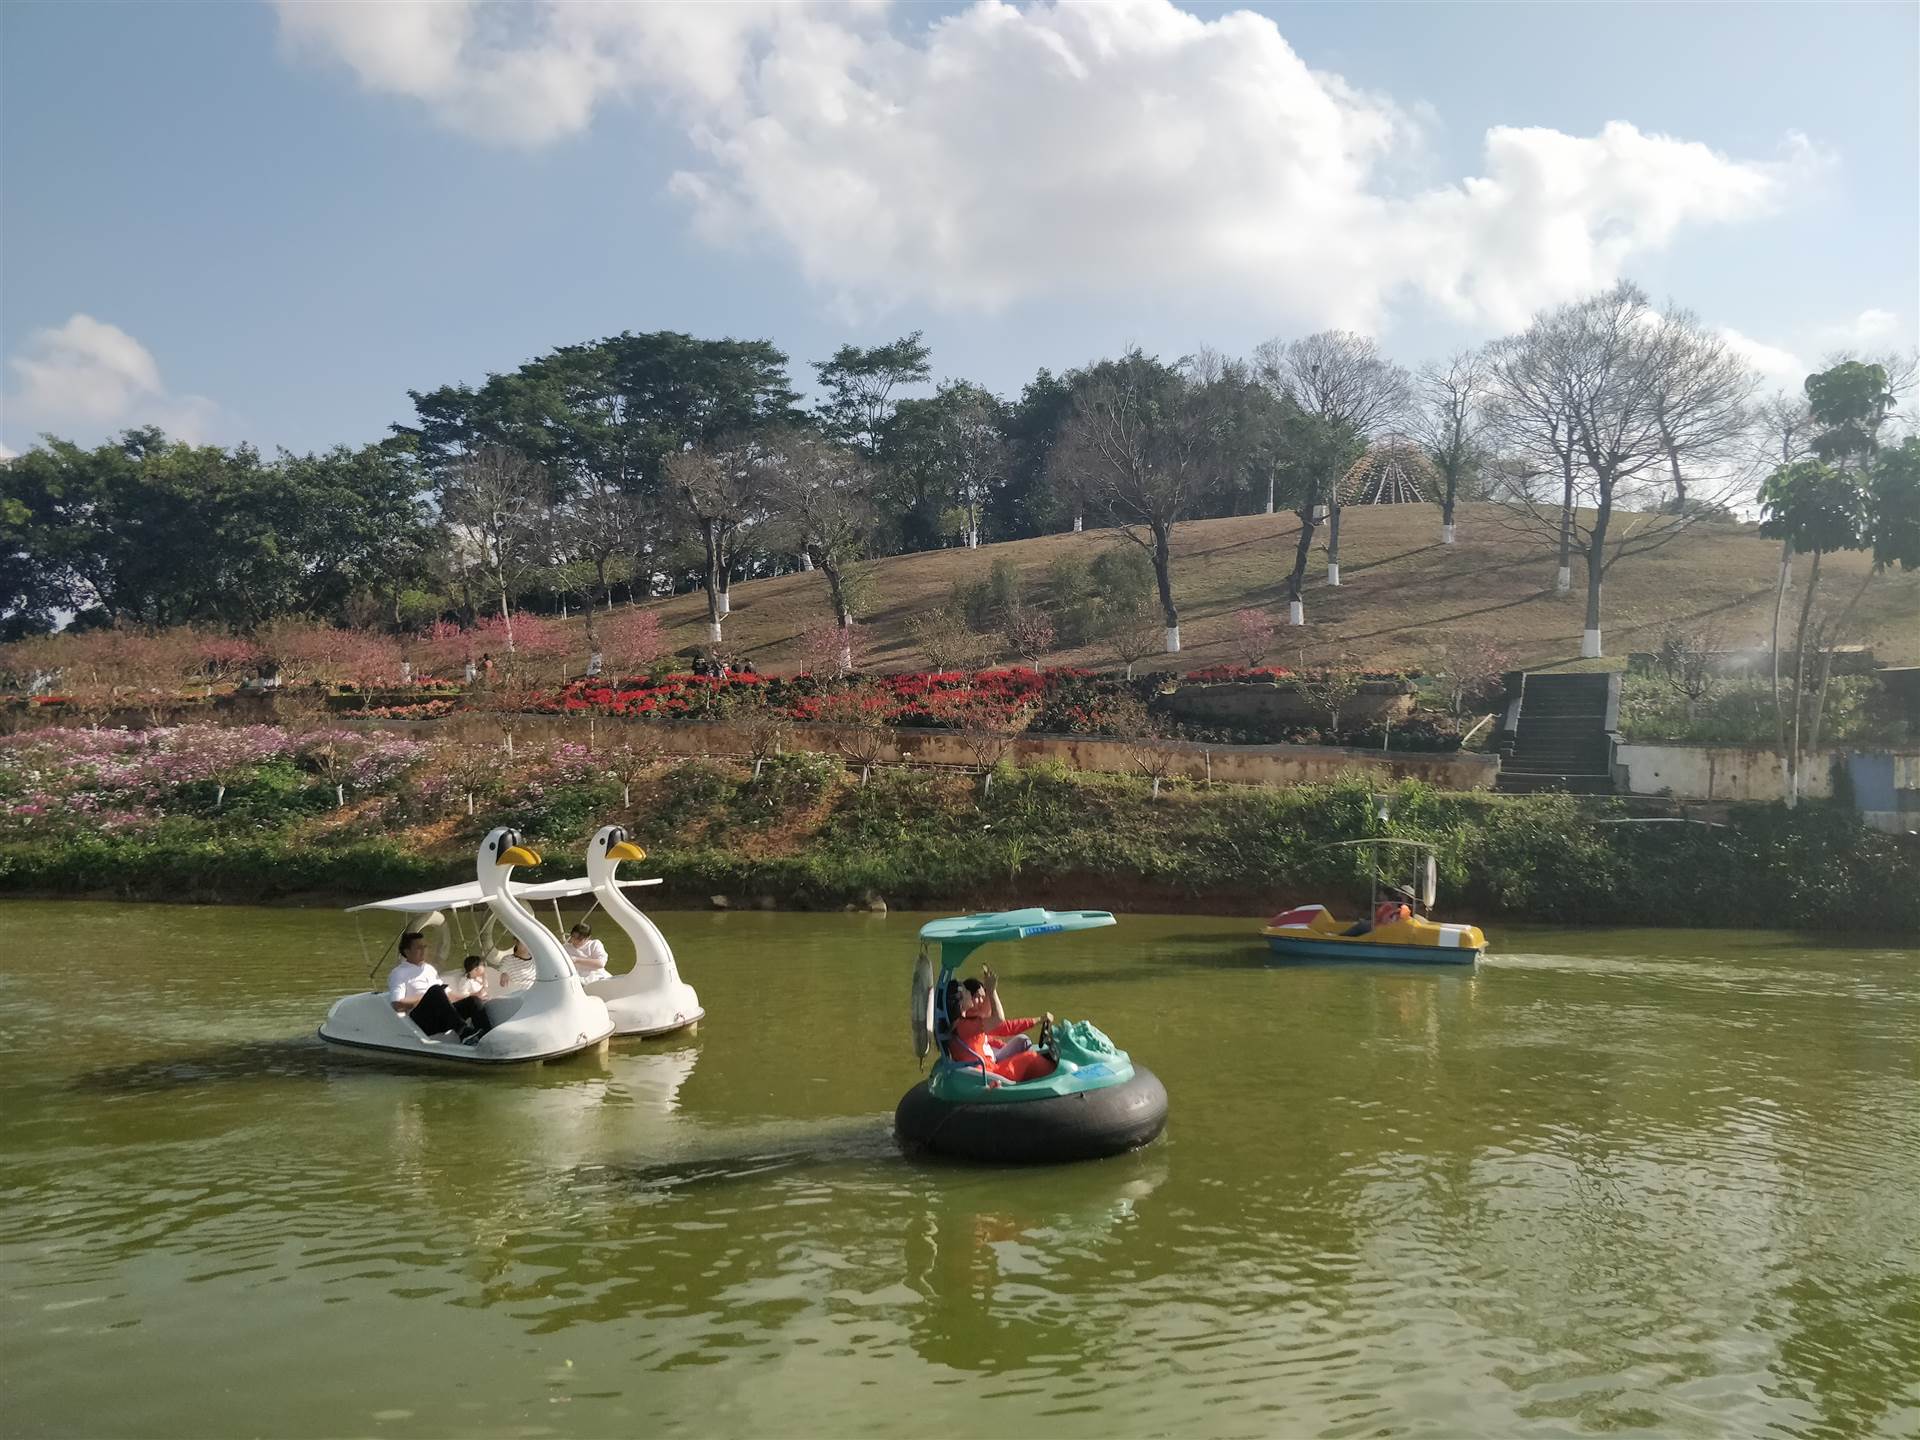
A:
[894, 909, 1168, 1164]
[1262, 838, 1486, 964]
[319, 828, 615, 1066]
[580, 825, 704, 1038]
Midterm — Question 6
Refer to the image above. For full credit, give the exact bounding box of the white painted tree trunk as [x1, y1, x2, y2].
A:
[1326, 562, 1341, 587]
[1164, 625, 1181, 653]
[1288, 600, 1304, 626]
[1555, 565, 1572, 594]
[716, 592, 730, 617]
[1072, 513, 1083, 533]
[1581, 628, 1602, 659]
[1441, 523, 1455, 544]
[1265, 476, 1275, 515]
[707, 621, 723, 644]
[799, 553, 814, 571]
[335, 783, 345, 808]
[839, 639, 853, 672]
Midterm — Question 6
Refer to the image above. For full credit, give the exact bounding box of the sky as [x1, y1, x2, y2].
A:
[2, 0, 1916, 461]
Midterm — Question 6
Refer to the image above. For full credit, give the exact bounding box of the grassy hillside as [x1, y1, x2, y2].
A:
[640, 502, 1920, 675]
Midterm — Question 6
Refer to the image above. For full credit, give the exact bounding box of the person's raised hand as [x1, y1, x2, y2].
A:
[981, 965, 998, 995]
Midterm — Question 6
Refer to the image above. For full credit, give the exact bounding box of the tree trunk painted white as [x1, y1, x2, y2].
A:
[1072, 513, 1083, 533]
[1555, 565, 1572, 594]
[1326, 562, 1341, 587]
[623, 783, 632, 807]
[335, 783, 345, 809]
[716, 591, 730, 617]
[1441, 523, 1455, 544]
[706, 621, 723, 644]
[215, 783, 225, 810]
[1164, 625, 1181, 653]
[1581, 628, 1602, 659]
[467, 791, 475, 815]
[839, 638, 853, 673]
[1151, 776, 1161, 800]
[1288, 600, 1304, 626]
[1265, 475, 1275, 515]
[799, 552, 814, 571]
[966, 527, 979, 549]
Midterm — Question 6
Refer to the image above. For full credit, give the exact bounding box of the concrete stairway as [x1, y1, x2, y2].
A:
[1496, 672, 1617, 794]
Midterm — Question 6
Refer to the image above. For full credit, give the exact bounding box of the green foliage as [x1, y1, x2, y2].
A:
[739, 749, 840, 821]
[1618, 674, 1905, 745]
[656, 759, 744, 827]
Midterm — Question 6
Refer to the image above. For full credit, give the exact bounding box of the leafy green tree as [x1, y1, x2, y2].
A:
[1048, 350, 1234, 652]
[879, 380, 1008, 551]
[812, 331, 932, 455]
[995, 367, 1077, 538]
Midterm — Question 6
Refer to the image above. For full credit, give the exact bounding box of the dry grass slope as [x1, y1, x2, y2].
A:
[632, 502, 1920, 675]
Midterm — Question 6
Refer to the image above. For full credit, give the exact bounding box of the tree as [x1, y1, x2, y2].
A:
[1268, 407, 1363, 625]
[1049, 350, 1229, 652]
[599, 608, 667, 676]
[1233, 608, 1276, 667]
[1409, 351, 1487, 544]
[813, 332, 932, 456]
[1293, 655, 1367, 739]
[1000, 605, 1056, 666]
[766, 432, 877, 641]
[1098, 691, 1179, 798]
[1487, 284, 1754, 656]
[1253, 332, 1411, 585]
[956, 697, 1035, 789]
[1652, 621, 1725, 717]
[906, 605, 996, 672]
[439, 446, 551, 654]
[1646, 312, 1757, 512]
[1099, 597, 1163, 679]
[1759, 361, 1919, 802]
[666, 438, 761, 644]
[1436, 638, 1514, 721]
[880, 380, 1008, 550]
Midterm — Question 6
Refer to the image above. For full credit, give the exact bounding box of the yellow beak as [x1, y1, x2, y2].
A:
[608, 841, 646, 862]
[501, 844, 540, 867]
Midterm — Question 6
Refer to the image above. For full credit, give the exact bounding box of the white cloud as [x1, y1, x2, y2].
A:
[1718, 327, 1807, 392]
[275, 0, 1811, 330]
[4, 314, 218, 445]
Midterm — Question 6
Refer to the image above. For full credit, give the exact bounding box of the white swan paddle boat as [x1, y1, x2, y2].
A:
[581, 825, 703, 1039]
[319, 828, 615, 1066]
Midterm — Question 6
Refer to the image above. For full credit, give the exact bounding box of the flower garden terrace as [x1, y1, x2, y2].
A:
[525, 664, 1458, 750]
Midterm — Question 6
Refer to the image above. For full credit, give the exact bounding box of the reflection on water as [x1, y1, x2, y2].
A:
[1, 904, 1916, 1438]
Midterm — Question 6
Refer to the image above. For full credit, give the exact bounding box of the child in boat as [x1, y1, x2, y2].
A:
[946, 973, 1055, 1082]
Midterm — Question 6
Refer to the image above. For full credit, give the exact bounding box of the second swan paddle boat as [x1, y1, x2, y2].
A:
[319, 828, 615, 1066]
[580, 825, 703, 1039]
[1262, 838, 1487, 964]
[894, 908, 1168, 1164]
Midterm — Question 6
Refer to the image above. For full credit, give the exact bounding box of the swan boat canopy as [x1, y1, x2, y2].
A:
[1262, 838, 1487, 964]
[319, 828, 615, 1066]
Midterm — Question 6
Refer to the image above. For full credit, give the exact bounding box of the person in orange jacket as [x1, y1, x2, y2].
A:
[945, 969, 1055, 1082]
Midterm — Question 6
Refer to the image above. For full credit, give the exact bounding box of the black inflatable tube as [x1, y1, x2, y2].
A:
[894, 1066, 1168, 1164]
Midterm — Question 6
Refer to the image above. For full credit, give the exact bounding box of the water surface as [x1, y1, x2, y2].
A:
[2, 904, 1915, 1438]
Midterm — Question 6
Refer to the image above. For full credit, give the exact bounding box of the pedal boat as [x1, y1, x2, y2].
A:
[1262, 838, 1486, 965]
[894, 908, 1168, 1164]
[580, 825, 703, 1038]
[318, 828, 615, 1066]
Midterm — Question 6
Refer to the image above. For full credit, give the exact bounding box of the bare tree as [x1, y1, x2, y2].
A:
[666, 438, 762, 645]
[1049, 350, 1229, 652]
[440, 446, 551, 657]
[1653, 621, 1726, 717]
[1253, 332, 1410, 585]
[1099, 597, 1163, 679]
[1409, 351, 1487, 544]
[1486, 284, 1754, 657]
[766, 431, 877, 639]
[1646, 309, 1759, 511]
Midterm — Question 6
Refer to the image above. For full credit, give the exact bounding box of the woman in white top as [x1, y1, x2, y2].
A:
[564, 922, 610, 984]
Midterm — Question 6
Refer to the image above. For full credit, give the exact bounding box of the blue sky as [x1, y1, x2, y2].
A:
[2, 1, 1915, 459]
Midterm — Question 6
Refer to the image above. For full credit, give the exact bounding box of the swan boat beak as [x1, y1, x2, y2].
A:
[607, 841, 646, 862]
[500, 844, 541, 867]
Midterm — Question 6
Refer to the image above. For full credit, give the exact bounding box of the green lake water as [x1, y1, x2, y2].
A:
[1, 902, 1916, 1438]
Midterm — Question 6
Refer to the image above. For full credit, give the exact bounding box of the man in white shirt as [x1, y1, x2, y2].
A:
[565, 922, 610, 984]
[387, 931, 485, 1040]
